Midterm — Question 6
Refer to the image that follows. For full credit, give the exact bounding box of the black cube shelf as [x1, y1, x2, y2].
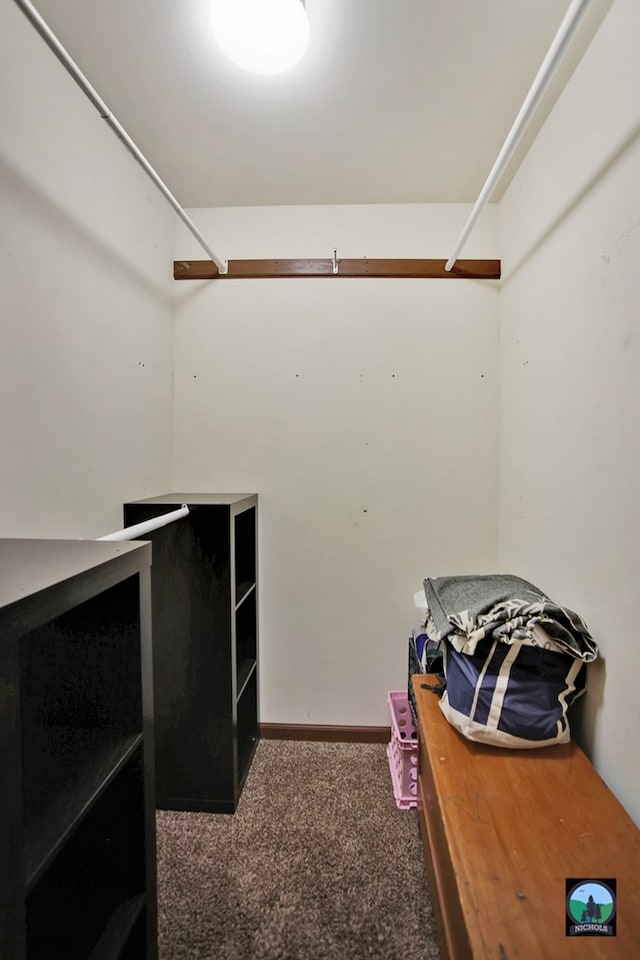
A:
[123, 494, 259, 813]
[0, 537, 156, 959]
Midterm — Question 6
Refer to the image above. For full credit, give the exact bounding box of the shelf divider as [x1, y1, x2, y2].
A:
[236, 659, 257, 701]
[23, 731, 143, 891]
[87, 894, 146, 960]
[235, 581, 256, 612]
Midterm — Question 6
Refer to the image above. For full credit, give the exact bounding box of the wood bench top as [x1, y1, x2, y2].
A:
[412, 675, 640, 959]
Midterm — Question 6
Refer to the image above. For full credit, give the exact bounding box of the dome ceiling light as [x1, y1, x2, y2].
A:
[210, 0, 310, 76]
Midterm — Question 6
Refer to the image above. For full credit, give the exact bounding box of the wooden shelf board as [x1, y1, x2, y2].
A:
[174, 258, 501, 281]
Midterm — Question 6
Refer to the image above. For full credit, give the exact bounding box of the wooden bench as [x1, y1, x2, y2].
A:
[411, 675, 640, 959]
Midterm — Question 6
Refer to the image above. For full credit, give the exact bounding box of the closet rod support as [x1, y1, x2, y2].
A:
[445, 0, 592, 271]
[12, 0, 228, 275]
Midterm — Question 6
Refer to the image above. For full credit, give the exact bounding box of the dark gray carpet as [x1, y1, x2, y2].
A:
[156, 739, 440, 960]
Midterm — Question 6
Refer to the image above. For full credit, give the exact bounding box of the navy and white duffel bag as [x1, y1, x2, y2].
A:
[423, 574, 599, 749]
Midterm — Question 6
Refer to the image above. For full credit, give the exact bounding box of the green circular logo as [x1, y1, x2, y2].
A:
[567, 881, 615, 925]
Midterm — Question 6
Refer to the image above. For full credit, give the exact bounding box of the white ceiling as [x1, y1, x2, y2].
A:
[31, 0, 611, 208]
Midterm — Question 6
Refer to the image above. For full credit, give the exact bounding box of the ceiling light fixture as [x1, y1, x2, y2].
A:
[210, 0, 309, 76]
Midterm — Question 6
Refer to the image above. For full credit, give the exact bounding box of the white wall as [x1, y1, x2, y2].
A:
[0, 3, 175, 539]
[173, 204, 499, 724]
[499, 0, 640, 824]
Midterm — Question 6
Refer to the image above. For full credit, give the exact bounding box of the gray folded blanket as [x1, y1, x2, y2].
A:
[423, 574, 598, 661]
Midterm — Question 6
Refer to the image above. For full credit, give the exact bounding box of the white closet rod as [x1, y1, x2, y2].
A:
[98, 505, 190, 542]
[13, 0, 228, 275]
[445, 0, 591, 272]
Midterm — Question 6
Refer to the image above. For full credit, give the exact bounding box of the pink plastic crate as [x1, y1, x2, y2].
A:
[386, 690, 418, 810]
[387, 690, 418, 745]
[386, 737, 418, 809]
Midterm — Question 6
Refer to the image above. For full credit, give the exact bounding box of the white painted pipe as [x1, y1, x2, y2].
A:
[98, 505, 190, 542]
[12, 0, 228, 275]
[445, 0, 592, 272]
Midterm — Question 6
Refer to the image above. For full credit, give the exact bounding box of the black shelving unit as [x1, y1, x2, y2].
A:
[0, 538, 156, 960]
[123, 493, 259, 813]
